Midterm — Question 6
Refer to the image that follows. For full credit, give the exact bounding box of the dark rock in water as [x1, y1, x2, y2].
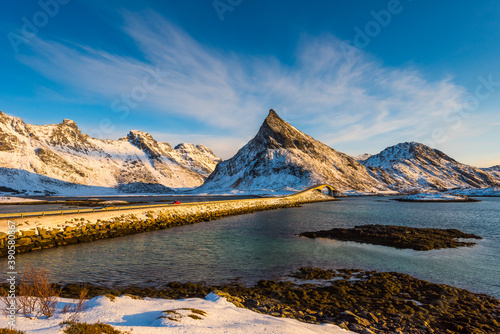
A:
[291, 267, 337, 280]
[299, 224, 482, 251]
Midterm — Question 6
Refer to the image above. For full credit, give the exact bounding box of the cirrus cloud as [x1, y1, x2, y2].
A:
[19, 10, 469, 159]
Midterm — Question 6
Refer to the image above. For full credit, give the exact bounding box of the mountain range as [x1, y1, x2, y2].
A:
[0, 109, 498, 195]
[0, 111, 220, 195]
[201, 110, 500, 193]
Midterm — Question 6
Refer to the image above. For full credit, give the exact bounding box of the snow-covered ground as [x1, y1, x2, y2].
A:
[399, 192, 474, 202]
[0, 294, 350, 334]
[0, 196, 45, 204]
[446, 187, 500, 197]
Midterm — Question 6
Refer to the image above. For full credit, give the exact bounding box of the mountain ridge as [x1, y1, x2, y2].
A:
[0, 110, 221, 195]
[361, 142, 500, 190]
[1, 110, 498, 195]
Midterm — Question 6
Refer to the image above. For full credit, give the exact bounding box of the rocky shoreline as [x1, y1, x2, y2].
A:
[299, 224, 482, 251]
[52, 267, 500, 334]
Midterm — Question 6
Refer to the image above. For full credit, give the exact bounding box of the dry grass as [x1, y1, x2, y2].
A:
[60, 285, 89, 321]
[0, 329, 25, 334]
[17, 265, 60, 319]
[60, 321, 129, 334]
[0, 265, 61, 319]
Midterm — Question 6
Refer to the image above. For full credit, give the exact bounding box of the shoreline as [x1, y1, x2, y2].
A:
[4, 267, 495, 334]
[0, 185, 336, 257]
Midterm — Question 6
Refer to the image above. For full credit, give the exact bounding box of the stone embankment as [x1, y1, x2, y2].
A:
[0, 186, 335, 257]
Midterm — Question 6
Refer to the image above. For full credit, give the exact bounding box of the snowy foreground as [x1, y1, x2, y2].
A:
[1, 294, 350, 334]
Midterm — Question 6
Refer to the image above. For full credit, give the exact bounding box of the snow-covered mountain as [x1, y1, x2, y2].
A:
[199, 110, 388, 193]
[0, 111, 221, 195]
[361, 142, 500, 191]
[353, 153, 372, 162]
[3, 109, 496, 196]
[482, 165, 500, 181]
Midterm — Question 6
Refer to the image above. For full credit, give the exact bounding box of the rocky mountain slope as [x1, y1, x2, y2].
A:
[199, 110, 388, 193]
[482, 165, 500, 181]
[361, 142, 500, 191]
[0, 111, 221, 195]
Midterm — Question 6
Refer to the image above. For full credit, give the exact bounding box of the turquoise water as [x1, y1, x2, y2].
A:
[4, 197, 499, 298]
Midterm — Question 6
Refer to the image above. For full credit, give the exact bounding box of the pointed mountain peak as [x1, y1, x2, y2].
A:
[254, 109, 307, 151]
[127, 130, 174, 159]
[261, 109, 286, 134]
[127, 130, 173, 149]
[48, 118, 90, 150]
[127, 130, 154, 140]
[60, 119, 78, 129]
[264, 109, 285, 126]
[267, 109, 280, 119]
[127, 130, 158, 149]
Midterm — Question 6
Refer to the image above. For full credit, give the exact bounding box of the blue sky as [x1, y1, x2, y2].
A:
[1, 0, 499, 166]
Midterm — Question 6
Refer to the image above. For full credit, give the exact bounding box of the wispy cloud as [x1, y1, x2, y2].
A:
[19, 10, 470, 158]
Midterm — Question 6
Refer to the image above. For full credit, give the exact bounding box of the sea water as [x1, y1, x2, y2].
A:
[3, 197, 499, 298]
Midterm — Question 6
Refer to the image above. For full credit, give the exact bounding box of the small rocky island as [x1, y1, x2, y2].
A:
[299, 224, 482, 251]
[395, 192, 480, 202]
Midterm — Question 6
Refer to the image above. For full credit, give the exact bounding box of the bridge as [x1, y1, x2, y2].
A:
[289, 184, 338, 198]
[0, 184, 338, 220]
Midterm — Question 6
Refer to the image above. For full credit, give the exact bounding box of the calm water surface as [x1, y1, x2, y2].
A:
[3, 197, 499, 298]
